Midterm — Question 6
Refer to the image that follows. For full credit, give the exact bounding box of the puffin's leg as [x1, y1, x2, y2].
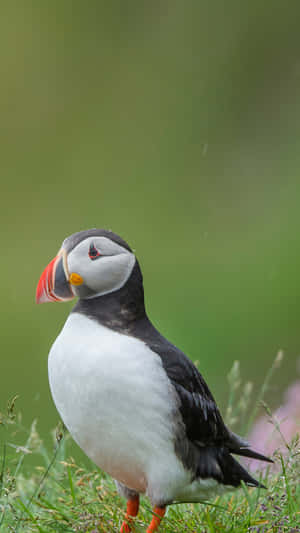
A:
[120, 495, 140, 533]
[146, 506, 166, 533]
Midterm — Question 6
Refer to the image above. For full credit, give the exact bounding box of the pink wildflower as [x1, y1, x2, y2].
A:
[246, 381, 300, 471]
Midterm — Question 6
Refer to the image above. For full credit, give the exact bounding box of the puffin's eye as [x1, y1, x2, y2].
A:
[88, 243, 101, 260]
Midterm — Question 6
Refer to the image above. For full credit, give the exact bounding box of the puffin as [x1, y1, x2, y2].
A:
[36, 229, 272, 533]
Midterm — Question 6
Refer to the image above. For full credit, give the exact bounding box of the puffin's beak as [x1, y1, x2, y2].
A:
[36, 250, 75, 304]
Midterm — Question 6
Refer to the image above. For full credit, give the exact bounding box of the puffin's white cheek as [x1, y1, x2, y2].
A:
[68, 253, 135, 297]
[87, 254, 135, 294]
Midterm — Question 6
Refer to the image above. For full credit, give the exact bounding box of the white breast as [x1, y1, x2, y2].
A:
[48, 313, 191, 503]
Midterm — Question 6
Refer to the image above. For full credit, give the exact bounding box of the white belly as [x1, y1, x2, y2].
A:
[48, 313, 191, 503]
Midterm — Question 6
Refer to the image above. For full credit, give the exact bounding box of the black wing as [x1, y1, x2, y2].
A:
[142, 325, 273, 488]
[134, 318, 272, 463]
[134, 317, 228, 444]
[157, 341, 229, 444]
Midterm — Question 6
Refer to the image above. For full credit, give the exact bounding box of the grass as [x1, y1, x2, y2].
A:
[0, 356, 299, 532]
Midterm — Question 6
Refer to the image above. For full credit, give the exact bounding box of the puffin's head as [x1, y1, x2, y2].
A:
[36, 229, 136, 303]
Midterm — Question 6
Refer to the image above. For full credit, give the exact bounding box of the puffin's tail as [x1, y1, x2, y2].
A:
[227, 430, 273, 464]
[195, 432, 273, 489]
[231, 446, 272, 463]
[218, 449, 267, 488]
[196, 446, 268, 488]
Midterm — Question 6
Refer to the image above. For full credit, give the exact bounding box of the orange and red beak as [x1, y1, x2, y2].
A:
[36, 250, 75, 304]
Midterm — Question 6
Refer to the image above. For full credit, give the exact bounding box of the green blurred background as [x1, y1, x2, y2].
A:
[1, 2, 300, 444]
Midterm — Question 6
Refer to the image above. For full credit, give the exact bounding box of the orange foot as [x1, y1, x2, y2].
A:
[120, 495, 140, 533]
[120, 522, 132, 533]
[146, 506, 166, 533]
